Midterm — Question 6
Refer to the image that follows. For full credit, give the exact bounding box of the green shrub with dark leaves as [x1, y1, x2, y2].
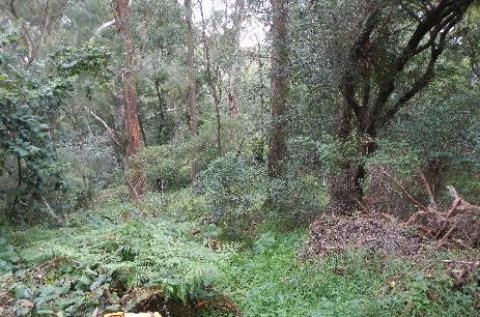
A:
[199, 152, 268, 235]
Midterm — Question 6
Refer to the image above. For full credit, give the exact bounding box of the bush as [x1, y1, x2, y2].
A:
[139, 145, 191, 192]
[268, 137, 331, 220]
[199, 152, 268, 235]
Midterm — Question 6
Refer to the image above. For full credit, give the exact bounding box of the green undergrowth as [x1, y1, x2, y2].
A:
[1, 195, 479, 317]
[0, 214, 224, 316]
[211, 231, 479, 317]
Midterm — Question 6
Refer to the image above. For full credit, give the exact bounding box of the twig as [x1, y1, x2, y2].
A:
[380, 168, 426, 209]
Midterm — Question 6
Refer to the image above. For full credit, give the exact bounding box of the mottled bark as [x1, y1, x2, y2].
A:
[114, 0, 145, 201]
[185, 0, 199, 180]
[267, 0, 289, 178]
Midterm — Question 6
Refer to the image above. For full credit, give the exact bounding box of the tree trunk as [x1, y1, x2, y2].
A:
[114, 0, 145, 201]
[267, 0, 289, 178]
[327, 96, 361, 214]
[227, 0, 245, 118]
[198, 0, 222, 155]
[185, 0, 199, 181]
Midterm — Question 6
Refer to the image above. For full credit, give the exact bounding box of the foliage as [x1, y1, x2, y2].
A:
[199, 152, 268, 235]
[0, 28, 69, 221]
[1, 1, 480, 316]
[139, 145, 191, 191]
[216, 231, 479, 317]
[0, 214, 223, 316]
[49, 44, 114, 98]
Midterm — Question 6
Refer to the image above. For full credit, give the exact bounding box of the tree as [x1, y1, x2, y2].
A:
[267, 0, 289, 178]
[2, 0, 70, 67]
[185, 0, 199, 181]
[323, 0, 477, 213]
[226, 0, 245, 117]
[113, 0, 145, 201]
[198, 0, 223, 155]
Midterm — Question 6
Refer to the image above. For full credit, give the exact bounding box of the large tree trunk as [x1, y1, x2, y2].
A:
[267, 0, 289, 178]
[185, 0, 199, 181]
[327, 96, 362, 214]
[114, 0, 145, 201]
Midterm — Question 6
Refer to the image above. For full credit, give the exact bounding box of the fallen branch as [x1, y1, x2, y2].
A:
[436, 222, 457, 248]
[439, 260, 480, 266]
[406, 186, 480, 249]
[380, 168, 426, 209]
[446, 185, 480, 217]
[416, 167, 438, 209]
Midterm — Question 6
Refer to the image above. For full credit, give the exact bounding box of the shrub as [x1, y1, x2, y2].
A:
[139, 145, 191, 192]
[199, 152, 268, 235]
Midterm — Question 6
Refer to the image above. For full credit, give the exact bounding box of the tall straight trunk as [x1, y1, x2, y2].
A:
[185, 0, 199, 180]
[267, 0, 289, 178]
[199, 0, 222, 155]
[227, 0, 245, 117]
[114, 0, 145, 201]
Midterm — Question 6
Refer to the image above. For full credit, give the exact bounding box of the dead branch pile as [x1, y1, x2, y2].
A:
[406, 186, 480, 249]
[303, 186, 480, 259]
[440, 260, 480, 289]
[302, 214, 423, 258]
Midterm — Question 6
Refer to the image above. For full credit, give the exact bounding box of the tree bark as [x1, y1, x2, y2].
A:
[267, 0, 289, 178]
[185, 0, 199, 181]
[114, 0, 145, 201]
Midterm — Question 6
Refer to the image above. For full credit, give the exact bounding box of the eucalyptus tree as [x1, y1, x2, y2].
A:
[267, 0, 289, 178]
[185, 0, 199, 181]
[112, 0, 146, 201]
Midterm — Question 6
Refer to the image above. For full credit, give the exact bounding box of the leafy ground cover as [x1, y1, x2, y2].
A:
[0, 215, 223, 317]
[213, 231, 479, 317]
[1, 196, 479, 317]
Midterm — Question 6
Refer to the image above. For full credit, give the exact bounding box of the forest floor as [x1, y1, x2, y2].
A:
[1, 191, 480, 317]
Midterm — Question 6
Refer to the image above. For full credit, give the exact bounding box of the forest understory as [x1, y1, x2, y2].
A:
[1, 186, 480, 317]
[2, 0, 480, 316]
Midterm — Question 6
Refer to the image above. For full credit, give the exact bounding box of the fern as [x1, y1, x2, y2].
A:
[0, 218, 223, 316]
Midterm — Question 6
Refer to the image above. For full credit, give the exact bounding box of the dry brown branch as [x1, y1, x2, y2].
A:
[436, 222, 457, 248]
[416, 167, 438, 209]
[380, 168, 426, 209]
[406, 186, 480, 249]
